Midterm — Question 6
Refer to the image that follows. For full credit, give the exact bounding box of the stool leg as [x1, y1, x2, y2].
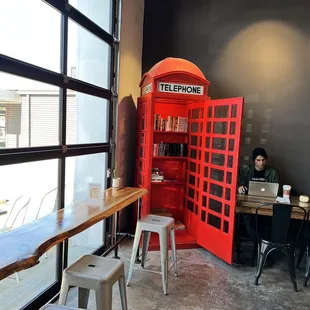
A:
[96, 285, 112, 310]
[78, 287, 90, 308]
[170, 228, 178, 277]
[58, 277, 70, 305]
[159, 230, 168, 295]
[127, 225, 142, 286]
[119, 275, 128, 310]
[141, 231, 151, 268]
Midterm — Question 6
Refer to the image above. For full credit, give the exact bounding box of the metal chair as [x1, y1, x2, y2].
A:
[126, 214, 178, 295]
[2, 195, 30, 232]
[59, 255, 127, 310]
[254, 203, 306, 292]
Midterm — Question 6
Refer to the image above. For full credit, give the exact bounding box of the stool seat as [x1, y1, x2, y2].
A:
[65, 255, 123, 285]
[127, 214, 178, 295]
[59, 255, 127, 310]
[139, 214, 174, 231]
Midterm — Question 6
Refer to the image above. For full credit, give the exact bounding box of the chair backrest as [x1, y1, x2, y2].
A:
[35, 187, 58, 220]
[255, 203, 306, 245]
[3, 195, 31, 231]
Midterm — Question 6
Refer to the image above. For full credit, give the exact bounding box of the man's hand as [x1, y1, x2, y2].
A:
[238, 186, 247, 194]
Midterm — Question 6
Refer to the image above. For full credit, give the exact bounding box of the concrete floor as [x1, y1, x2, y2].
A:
[59, 240, 310, 310]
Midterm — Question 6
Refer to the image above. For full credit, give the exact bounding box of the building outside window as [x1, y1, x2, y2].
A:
[0, 1, 117, 309]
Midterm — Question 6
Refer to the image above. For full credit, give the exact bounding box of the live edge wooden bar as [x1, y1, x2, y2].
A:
[0, 187, 148, 281]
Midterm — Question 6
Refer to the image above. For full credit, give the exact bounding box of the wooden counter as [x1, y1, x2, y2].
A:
[0, 187, 148, 281]
[236, 194, 310, 219]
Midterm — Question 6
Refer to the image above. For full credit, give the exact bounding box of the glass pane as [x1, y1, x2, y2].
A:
[226, 188, 231, 201]
[211, 153, 225, 166]
[212, 138, 226, 150]
[201, 210, 206, 222]
[231, 104, 237, 118]
[68, 19, 111, 89]
[224, 204, 230, 217]
[224, 221, 229, 233]
[0, 72, 59, 148]
[189, 175, 195, 186]
[209, 198, 222, 214]
[228, 155, 233, 168]
[141, 119, 145, 131]
[0, 1, 61, 72]
[189, 162, 196, 173]
[213, 122, 227, 134]
[230, 122, 236, 135]
[69, 0, 113, 33]
[191, 122, 199, 133]
[190, 136, 198, 146]
[202, 195, 207, 207]
[211, 168, 224, 182]
[66, 153, 108, 265]
[227, 172, 232, 184]
[188, 187, 195, 199]
[187, 199, 194, 212]
[203, 181, 208, 192]
[204, 167, 208, 178]
[206, 122, 211, 133]
[208, 213, 221, 230]
[195, 205, 198, 215]
[214, 105, 228, 118]
[204, 152, 210, 164]
[140, 133, 145, 145]
[0, 160, 58, 309]
[139, 147, 144, 158]
[190, 149, 197, 159]
[67, 90, 109, 144]
[210, 184, 223, 198]
[192, 109, 199, 119]
[205, 137, 210, 148]
[229, 139, 235, 151]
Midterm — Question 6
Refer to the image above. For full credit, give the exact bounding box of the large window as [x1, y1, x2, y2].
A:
[0, 1, 118, 309]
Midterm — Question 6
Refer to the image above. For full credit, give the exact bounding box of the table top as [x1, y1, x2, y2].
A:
[0, 187, 148, 281]
[236, 194, 310, 218]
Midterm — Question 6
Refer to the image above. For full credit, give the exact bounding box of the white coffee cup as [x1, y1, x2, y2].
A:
[283, 185, 291, 198]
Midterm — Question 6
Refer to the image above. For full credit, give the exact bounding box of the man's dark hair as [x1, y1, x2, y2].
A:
[252, 147, 268, 162]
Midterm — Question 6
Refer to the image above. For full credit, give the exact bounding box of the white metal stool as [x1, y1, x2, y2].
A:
[126, 214, 178, 295]
[40, 305, 82, 310]
[58, 255, 127, 310]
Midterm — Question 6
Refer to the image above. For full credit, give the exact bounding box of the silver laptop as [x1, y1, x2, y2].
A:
[248, 181, 279, 198]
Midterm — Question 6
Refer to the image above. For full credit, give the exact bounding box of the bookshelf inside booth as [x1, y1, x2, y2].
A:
[137, 57, 244, 263]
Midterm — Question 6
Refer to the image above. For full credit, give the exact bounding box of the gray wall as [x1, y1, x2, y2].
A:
[142, 0, 310, 195]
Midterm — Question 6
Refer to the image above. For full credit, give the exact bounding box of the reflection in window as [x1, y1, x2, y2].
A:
[211, 168, 224, 182]
[209, 198, 222, 214]
[214, 105, 228, 118]
[208, 213, 221, 230]
[212, 138, 226, 150]
[213, 122, 227, 134]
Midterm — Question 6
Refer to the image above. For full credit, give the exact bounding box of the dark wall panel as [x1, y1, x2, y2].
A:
[143, 0, 310, 195]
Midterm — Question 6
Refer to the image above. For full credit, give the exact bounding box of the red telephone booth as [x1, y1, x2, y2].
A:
[136, 57, 244, 264]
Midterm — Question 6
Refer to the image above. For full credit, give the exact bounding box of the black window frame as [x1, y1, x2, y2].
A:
[0, 0, 120, 309]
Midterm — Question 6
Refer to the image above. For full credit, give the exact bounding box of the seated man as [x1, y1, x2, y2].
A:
[238, 147, 279, 195]
[237, 147, 279, 247]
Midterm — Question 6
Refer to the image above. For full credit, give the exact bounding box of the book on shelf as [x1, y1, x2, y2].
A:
[153, 142, 188, 157]
[154, 114, 188, 132]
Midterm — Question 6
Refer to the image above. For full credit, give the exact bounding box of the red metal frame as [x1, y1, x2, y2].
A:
[136, 58, 244, 262]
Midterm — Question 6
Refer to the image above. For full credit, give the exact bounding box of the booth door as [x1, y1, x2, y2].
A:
[197, 97, 244, 264]
[184, 103, 205, 239]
